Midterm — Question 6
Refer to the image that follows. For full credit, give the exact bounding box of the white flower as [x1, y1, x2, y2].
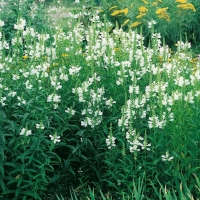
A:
[36, 123, 44, 129]
[14, 18, 26, 31]
[54, 104, 59, 109]
[19, 128, 32, 136]
[53, 94, 61, 103]
[0, 20, 4, 27]
[47, 94, 61, 103]
[161, 151, 174, 161]
[49, 134, 61, 143]
[105, 98, 116, 108]
[65, 107, 76, 115]
[59, 73, 68, 81]
[12, 74, 20, 80]
[69, 66, 81, 75]
[74, 0, 80, 4]
[19, 128, 26, 135]
[0, 97, 6, 106]
[148, 20, 156, 28]
[8, 91, 17, 97]
[106, 135, 116, 149]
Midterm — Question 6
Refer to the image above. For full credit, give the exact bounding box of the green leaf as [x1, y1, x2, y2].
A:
[0, 174, 5, 192]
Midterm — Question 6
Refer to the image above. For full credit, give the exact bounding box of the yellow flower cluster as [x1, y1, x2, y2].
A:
[156, 7, 170, 21]
[109, 0, 197, 30]
[139, 6, 148, 13]
[136, 6, 148, 19]
[177, 3, 196, 12]
[111, 8, 128, 16]
[156, 7, 168, 14]
[158, 12, 170, 21]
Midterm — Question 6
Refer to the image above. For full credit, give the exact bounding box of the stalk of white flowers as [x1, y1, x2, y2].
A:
[0, 96, 6, 106]
[148, 20, 156, 29]
[69, 65, 82, 76]
[65, 107, 76, 116]
[49, 133, 61, 144]
[36, 123, 44, 129]
[14, 18, 26, 31]
[17, 96, 26, 106]
[161, 151, 174, 162]
[50, 76, 62, 90]
[176, 41, 191, 51]
[148, 113, 167, 129]
[106, 135, 116, 150]
[105, 98, 116, 108]
[19, 127, 32, 136]
[47, 93, 61, 103]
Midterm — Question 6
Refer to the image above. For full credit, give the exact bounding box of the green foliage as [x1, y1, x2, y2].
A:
[58, 175, 200, 199]
[100, 0, 200, 49]
[0, 0, 51, 45]
[0, 0, 200, 199]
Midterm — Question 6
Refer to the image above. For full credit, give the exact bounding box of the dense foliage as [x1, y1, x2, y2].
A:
[100, 0, 200, 50]
[0, 0, 200, 199]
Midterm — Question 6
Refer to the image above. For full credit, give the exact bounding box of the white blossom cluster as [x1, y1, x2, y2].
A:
[49, 133, 61, 144]
[106, 135, 116, 149]
[126, 130, 151, 153]
[14, 18, 26, 31]
[19, 127, 32, 136]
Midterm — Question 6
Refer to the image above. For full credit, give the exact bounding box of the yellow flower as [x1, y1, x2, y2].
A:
[156, 7, 168, 14]
[22, 55, 28, 59]
[142, 0, 148, 4]
[53, 63, 59, 66]
[124, 8, 129, 15]
[122, 19, 130, 27]
[193, 65, 197, 74]
[109, 6, 118, 11]
[158, 11, 170, 21]
[114, 47, 120, 51]
[175, 0, 187, 3]
[139, 6, 148, 13]
[158, 0, 163, 3]
[15, 174, 20, 180]
[158, 56, 163, 62]
[177, 3, 196, 12]
[152, 2, 158, 6]
[111, 10, 121, 16]
[136, 12, 146, 19]
[111, 8, 128, 16]
[130, 21, 142, 28]
[61, 53, 69, 57]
